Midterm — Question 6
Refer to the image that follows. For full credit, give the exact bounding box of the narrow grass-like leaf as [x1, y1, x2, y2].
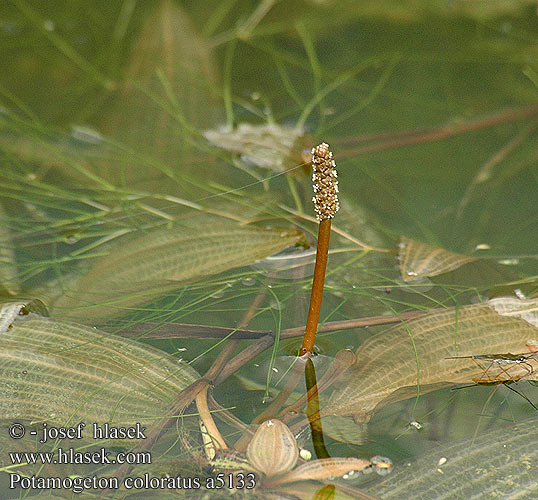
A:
[398, 236, 475, 282]
[52, 221, 304, 321]
[329, 302, 538, 422]
[0, 318, 199, 430]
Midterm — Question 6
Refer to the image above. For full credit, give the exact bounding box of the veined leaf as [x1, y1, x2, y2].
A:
[0, 318, 199, 429]
[398, 236, 475, 282]
[370, 416, 538, 500]
[52, 221, 303, 321]
[247, 419, 299, 478]
[328, 302, 538, 422]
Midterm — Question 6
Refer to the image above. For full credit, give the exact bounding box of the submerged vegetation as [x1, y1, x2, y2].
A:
[1, 0, 538, 499]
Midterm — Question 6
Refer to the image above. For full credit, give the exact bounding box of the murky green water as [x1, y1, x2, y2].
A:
[1, 1, 538, 499]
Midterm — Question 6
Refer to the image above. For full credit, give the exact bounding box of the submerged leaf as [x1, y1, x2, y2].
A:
[247, 419, 299, 477]
[102, 0, 218, 150]
[0, 318, 199, 429]
[321, 414, 369, 445]
[370, 417, 538, 500]
[398, 236, 475, 282]
[328, 302, 538, 422]
[52, 221, 304, 321]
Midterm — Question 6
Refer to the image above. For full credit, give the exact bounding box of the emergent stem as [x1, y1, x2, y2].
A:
[300, 218, 331, 355]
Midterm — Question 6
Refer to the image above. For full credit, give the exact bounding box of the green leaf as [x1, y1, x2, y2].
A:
[0, 318, 199, 429]
[52, 220, 304, 321]
[329, 301, 538, 422]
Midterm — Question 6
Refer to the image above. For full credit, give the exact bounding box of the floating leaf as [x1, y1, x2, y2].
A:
[204, 123, 306, 172]
[269, 457, 371, 488]
[52, 220, 303, 321]
[370, 417, 538, 500]
[247, 419, 299, 478]
[328, 303, 538, 422]
[0, 318, 199, 429]
[488, 296, 538, 329]
[398, 236, 475, 282]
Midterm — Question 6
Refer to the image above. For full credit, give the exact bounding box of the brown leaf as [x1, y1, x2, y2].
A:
[267, 457, 371, 487]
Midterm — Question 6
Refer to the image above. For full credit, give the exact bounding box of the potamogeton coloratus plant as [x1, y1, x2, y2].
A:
[211, 419, 384, 499]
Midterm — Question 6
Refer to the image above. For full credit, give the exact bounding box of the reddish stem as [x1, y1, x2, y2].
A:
[300, 219, 331, 355]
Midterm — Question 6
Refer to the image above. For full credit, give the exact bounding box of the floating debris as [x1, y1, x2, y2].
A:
[203, 123, 306, 172]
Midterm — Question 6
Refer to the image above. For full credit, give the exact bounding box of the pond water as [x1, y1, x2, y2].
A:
[1, 1, 538, 499]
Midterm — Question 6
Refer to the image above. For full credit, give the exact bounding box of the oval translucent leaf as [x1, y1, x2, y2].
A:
[398, 236, 475, 282]
[371, 417, 538, 500]
[247, 419, 299, 477]
[0, 318, 199, 430]
[329, 303, 538, 421]
[271, 457, 371, 486]
[53, 221, 303, 321]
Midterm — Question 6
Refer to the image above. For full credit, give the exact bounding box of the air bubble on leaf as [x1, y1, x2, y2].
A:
[242, 277, 256, 286]
[270, 300, 283, 310]
[371, 455, 393, 476]
[498, 258, 519, 266]
[64, 235, 79, 244]
[71, 125, 103, 145]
